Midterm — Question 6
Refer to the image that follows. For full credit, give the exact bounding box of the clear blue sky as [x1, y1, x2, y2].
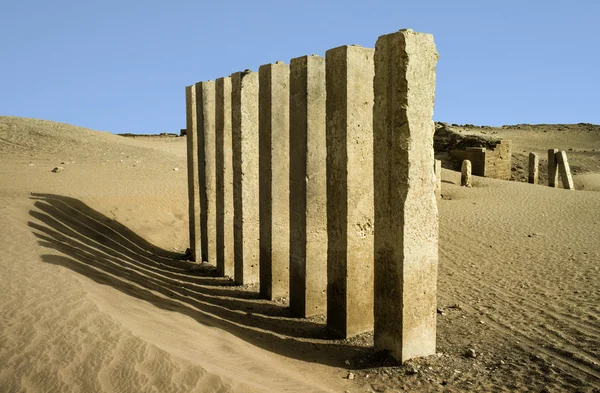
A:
[1, 0, 598, 134]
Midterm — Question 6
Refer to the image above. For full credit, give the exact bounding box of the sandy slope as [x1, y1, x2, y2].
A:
[0, 117, 599, 392]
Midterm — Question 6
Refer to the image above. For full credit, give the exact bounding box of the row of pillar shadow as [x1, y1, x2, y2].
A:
[185, 29, 439, 363]
[459, 149, 575, 189]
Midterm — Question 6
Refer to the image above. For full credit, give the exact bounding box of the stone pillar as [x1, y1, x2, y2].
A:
[461, 160, 472, 187]
[216, 77, 234, 277]
[197, 81, 217, 263]
[231, 70, 260, 285]
[434, 159, 442, 199]
[259, 61, 290, 300]
[528, 152, 539, 184]
[326, 45, 375, 338]
[185, 85, 201, 261]
[373, 29, 439, 363]
[548, 148, 559, 187]
[289, 55, 328, 317]
[557, 151, 575, 190]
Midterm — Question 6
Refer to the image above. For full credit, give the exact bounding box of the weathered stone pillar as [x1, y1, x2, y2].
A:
[216, 77, 234, 277]
[231, 70, 260, 284]
[548, 148, 559, 187]
[326, 45, 375, 338]
[289, 55, 328, 317]
[434, 159, 442, 199]
[197, 81, 217, 263]
[461, 160, 472, 187]
[528, 152, 539, 184]
[259, 61, 290, 300]
[557, 151, 575, 190]
[373, 29, 439, 362]
[186, 85, 201, 261]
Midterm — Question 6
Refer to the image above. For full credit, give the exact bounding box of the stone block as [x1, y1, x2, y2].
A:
[216, 77, 234, 277]
[185, 85, 201, 261]
[289, 55, 328, 317]
[461, 160, 472, 187]
[259, 62, 290, 300]
[556, 151, 574, 190]
[373, 29, 439, 362]
[197, 81, 217, 263]
[434, 159, 442, 199]
[548, 148, 558, 187]
[231, 70, 260, 284]
[326, 45, 375, 338]
[528, 152, 539, 184]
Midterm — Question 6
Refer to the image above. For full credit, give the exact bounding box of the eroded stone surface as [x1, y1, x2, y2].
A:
[528, 152, 539, 184]
[557, 150, 575, 190]
[461, 160, 472, 187]
[289, 55, 328, 318]
[197, 81, 217, 263]
[232, 71, 260, 284]
[326, 45, 375, 338]
[373, 29, 439, 362]
[548, 148, 559, 187]
[434, 159, 442, 199]
[259, 62, 290, 300]
[216, 77, 234, 277]
[185, 85, 201, 261]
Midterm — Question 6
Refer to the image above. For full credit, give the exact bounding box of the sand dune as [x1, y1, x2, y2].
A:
[0, 117, 598, 392]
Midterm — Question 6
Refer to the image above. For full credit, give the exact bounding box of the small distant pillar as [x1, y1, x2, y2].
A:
[548, 148, 559, 187]
[259, 61, 290, 300]
[326, 45, 375, 338]
[373, 29, 439, 363]
[215, 77, 234, 277]
[197, 81, 217, 263]
[557, 151, 575, 190]
[289, 55, 328, 317]
[461, 160, 472, 187]
[528, 152, 539, 184]
[231, 70, 260, 284]
[185, 85, 201, 261]
[434, 159, 442, 199]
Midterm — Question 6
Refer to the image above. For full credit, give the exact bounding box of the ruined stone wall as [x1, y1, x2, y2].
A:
[484, 140, 511, 180]
[450, 140, 512, 180]
[449, 147, 486, 176]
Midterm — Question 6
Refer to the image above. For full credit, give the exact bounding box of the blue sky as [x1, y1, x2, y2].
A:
[1, 0, 598, 134]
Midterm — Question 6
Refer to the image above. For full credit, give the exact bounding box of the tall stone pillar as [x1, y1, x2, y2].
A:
[216, 77, 235, 277]
[461, 160, 472, 187]
[231, 71, 260, 285]
[259, 61, 290, 300]
[197, 81, 217, 263]
[186, 85, 201, 261]
[434, 159, 442, 199]
[528, 152, 539, 184]
[548, 148, 559, 187]
[326, 45, 375, 338]
[289, 55, 328, 317]
[557, 151, 575, 190]
[373, 29, 439, 362]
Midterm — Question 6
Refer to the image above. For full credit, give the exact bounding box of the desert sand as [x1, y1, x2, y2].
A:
[0, 116, 598, 392]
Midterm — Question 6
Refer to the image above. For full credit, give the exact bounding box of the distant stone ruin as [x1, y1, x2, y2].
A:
[119, 132, 179, 138]
[450, 140, 512, 180]
[548, 149, 574, 190]
[528, 152, 539, 184]
[461, 160, 472, 187]
[434, 159, 442, 199]
[185, 29, 438, 363]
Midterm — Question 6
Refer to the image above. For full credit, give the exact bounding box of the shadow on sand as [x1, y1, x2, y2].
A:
[28, 193, 385, 368]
